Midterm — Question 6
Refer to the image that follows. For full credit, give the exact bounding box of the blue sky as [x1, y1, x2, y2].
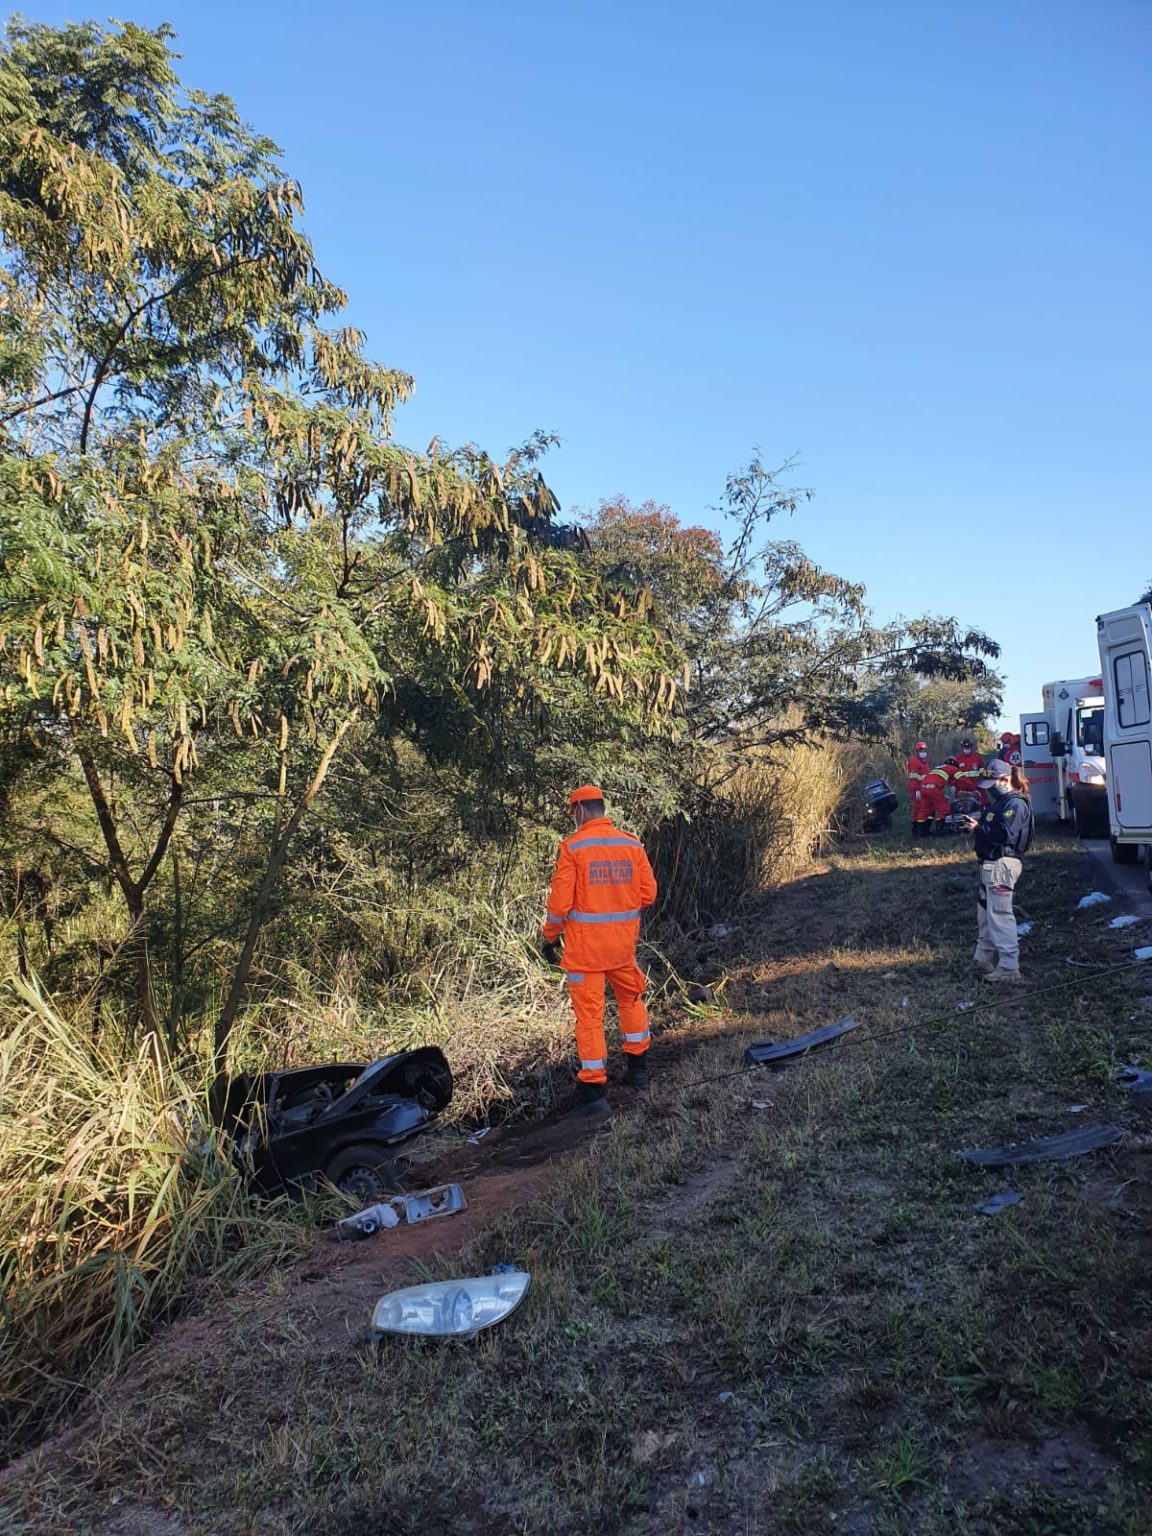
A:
[22, 0, 1152, 730]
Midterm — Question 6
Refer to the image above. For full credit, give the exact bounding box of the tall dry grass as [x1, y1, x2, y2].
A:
[0, 975, 305, 1451]
[648, 735, 863, 928]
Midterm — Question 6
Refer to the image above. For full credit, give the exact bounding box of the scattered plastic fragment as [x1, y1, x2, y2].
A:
[973, 1189, 1023, 1215]
[708, 923, 733, 940]
[1064, 957, 1094, 967]
[901, 997, 910, 1009]
[744, 1016, 859, 1066]
[955, 1001, 976, 1012]
[1064, 1105, 1087, 1114]
[717, 1391, 735, 1403]
[1109, 915, 1141, 929]
[1017, 922, 1034, 936]
[339, 1202, 400, 1238]
[338, 1182, 468, 1241]
[1077, 892, 1111, 908]
[956, 1124, 1122, 1166]
[881, 970, 898, 979]
[1120, 1066, 1152, 1105]
[369, 1266, 530, 1338]
[466, 1127, 491, 1145]
[1135, 947, 1152, 962]
[750, 1101, 772, 1110]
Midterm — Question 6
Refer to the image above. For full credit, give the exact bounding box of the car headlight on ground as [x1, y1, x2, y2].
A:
[370, 1268, 531, 1338]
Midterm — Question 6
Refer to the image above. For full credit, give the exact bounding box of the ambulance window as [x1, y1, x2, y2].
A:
[1023, 720, 1049, 746]
[1115, 650, 1151, 728]
[1077, 708, 1103, 752]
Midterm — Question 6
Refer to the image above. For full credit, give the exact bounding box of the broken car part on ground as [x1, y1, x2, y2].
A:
[219, 1047, 453, 1202]
[744, 1016, 859, 1066]
[337, 1182, 468, 1240]
[368, 1267, 532, 1339]
[955, 1124, 1123, 1166]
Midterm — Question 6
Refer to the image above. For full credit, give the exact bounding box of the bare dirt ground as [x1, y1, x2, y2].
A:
[3, 826, 1152, 1536]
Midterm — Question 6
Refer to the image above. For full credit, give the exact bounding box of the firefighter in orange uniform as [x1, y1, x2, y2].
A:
[907, 741, 930, 833]
[541, 786, 658, 1116]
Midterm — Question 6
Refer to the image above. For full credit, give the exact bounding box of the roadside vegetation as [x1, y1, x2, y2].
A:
[2, 826, 1149, 1535]
[0, 11, 1022, 1489]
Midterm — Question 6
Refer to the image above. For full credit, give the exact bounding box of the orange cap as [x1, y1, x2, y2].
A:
[567, 784, 604, 811]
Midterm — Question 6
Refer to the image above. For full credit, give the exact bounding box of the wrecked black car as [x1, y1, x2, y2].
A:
[220, 1046, 452, 1203]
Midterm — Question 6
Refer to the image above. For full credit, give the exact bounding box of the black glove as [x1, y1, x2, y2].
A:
[540, 938, 561, 964]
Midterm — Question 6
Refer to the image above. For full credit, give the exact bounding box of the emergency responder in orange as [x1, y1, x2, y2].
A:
[917, 759, 959, 834]
[907, 741, 930, 833]
[541, 786, 658, 1116]
[954, 738, 986, 802]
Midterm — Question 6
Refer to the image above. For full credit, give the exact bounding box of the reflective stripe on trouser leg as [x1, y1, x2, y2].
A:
[566, 970, 608, 1084]
[608, 961, 650, 1057]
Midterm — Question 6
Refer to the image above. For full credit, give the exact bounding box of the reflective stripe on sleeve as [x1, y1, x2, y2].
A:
[568, 836, 641, 849]
[568, 908, 641, 923]
[580, 1058, 606, 1071]
[546, 912, 568, 926]
[622, 1029, 650, 1044]
[565, 972, 586, 984]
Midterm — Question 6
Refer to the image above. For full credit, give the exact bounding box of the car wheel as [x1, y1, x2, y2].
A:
[323, 1144, 401, 1206]
[1110, 835, 1139, 866]
[1144, 844, 1152, 892]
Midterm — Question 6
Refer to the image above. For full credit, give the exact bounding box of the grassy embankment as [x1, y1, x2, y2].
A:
[3, 819, 1151, 1535]
[0, 742, 851, 1457]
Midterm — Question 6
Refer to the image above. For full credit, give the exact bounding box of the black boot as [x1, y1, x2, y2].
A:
[626, 1056, 651, 1091]
[566, 1080, 610, 1118]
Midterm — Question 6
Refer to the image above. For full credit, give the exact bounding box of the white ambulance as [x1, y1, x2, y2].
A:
[1019, 677, 1107, 835]
[1096, 604, 1152, 887]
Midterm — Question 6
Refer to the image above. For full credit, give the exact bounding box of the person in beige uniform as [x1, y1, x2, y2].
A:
[965, 758, 1034, 984]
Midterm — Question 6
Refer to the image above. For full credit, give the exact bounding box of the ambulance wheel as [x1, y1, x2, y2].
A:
[1072, 802, 1104, 840]
[1110, 835, 1139, 866]
[1144, 845, 1152, 891]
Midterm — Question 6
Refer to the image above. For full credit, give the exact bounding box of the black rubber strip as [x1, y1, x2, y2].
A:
[955, 1124, 1122, 1166]
[744, 1016, 859, 1066]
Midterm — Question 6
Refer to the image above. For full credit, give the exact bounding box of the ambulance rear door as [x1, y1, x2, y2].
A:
[1020, 712, 1060, 818]
[1097, 606, 1152, 841]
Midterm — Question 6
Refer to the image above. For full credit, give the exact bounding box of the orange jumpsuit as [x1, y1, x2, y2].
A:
[907, 753, 930, 823]
[542, 816, 658, 1085]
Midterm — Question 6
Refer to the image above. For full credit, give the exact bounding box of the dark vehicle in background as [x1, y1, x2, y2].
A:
[863, 778, 899, 833]
[220, 1046, 453, 1203]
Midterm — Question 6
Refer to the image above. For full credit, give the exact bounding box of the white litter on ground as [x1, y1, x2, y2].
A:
[1077, 892, 1111, 909]
[1017, 922, 1034, 936]
[1135, 947, 1152, 962]
[1109, 915, 1141, 929]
